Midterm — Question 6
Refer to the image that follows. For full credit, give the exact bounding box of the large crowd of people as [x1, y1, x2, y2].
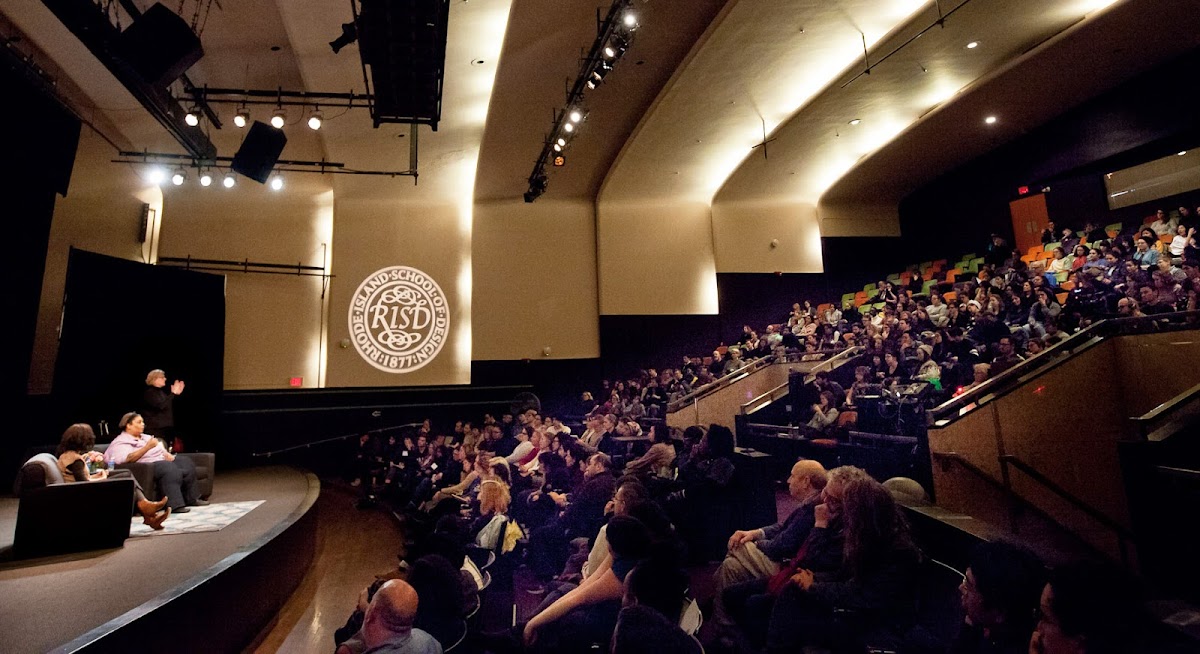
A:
[328, 208, 1198, 653]
[334, 407, 1155, 654]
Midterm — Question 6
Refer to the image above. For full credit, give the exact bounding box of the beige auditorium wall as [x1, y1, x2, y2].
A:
[29, 127, 162, 394]
[157, 179, 334, 390]
[596, 201, 718, 315]
[325, 198, 471, 387]
[710, 201, 823, 273]
[472, 199, 600, 360]
[816, 200, 903, 237]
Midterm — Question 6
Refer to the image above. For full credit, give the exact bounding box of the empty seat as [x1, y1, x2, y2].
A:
[1044, 241, 1061, 251]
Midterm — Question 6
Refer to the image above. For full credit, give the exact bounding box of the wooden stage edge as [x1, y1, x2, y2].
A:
[53, 471, 320, 654]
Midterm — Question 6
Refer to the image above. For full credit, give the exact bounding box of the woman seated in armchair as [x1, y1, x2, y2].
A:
[57, 423, 171, 529]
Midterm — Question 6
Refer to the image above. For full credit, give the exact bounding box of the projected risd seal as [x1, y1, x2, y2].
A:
[348, 266, 450, 373]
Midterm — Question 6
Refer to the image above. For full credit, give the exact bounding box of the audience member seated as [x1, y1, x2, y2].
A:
[520, 515, 654, 653]
[951, 541, 1045, 654]
[710, 460, 826, 634]
[611, 559, 699, 654]
[805, 391, 840, 434]
[1029, 561, 1142, 654]
[104, 411, 205, 513]
[622, 424, 676, 482]
[336, 579, 442, 654]
[762, 475, 921, 653]
[665, 425, 736, 560]
[528, 452, 616, 580]
[57, 423, 170, 530]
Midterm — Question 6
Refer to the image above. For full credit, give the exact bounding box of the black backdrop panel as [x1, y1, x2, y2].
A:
[52, 249, 225, 449]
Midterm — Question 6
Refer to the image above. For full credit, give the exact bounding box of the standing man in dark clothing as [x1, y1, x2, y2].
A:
[141, 369, 184, 449]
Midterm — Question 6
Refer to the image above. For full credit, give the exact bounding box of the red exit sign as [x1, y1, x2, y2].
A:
[1017, 185, 1029, 195]
[289, 377, 303, 387]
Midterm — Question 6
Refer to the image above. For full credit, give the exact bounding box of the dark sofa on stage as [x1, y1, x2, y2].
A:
[12, 448, 216, 558]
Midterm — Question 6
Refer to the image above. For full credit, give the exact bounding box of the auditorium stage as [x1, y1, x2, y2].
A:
[0, 466, 319, 654]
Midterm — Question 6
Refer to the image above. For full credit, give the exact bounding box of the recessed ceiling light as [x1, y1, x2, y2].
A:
[966, 41, 979, 49]
[984, 115, 998, 125]
[848, 119, 861, 125]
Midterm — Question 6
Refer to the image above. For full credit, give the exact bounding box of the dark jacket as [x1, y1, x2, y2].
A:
[141, 386, 175, 433]
[562, 470, 616, 538]
[757, 497, 819, 562]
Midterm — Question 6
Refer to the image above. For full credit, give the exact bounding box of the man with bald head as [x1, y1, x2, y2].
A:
[337, 579, 443, 654]
[709, 459, 827, 633]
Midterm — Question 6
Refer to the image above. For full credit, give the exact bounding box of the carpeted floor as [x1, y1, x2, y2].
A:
[0, 466, 312, 654]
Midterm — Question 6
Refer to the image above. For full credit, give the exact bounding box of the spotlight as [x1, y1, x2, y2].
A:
[171, 168, 186, 186]
[563, 122, 575, 133]
[524, 174, 548, 202]
[604, 45, 616, 58]
[553, 155, 566, 167]
[622, 12, 638, 29]
[270, 174, 284, 191]
[199, 170, 213, 187]
[569, 109, 584, 123]
[223, 172, 236, 188]
[271, 109, 286, 129]
[184, 105, 201, 127]
[307, 110, 323, 130]
[146, 167, 166, 185]
[984, 115, 997, 125]
[848, 118, 861, 125]
[329, 22, 357, 54]
[966, 41, 979, 49]
[556, 137, 566, 147]
[233, 107, 249, 128]
[1179, 151, 1188, 156]
[553, 143, 562, 152]
[604, 35, 629, 60]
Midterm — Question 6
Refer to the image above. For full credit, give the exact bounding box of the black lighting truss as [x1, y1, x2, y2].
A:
[112, 150, 418, 179]
[525, 0, 639, 203]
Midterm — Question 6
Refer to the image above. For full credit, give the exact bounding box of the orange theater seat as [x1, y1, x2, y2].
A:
[1056, 292, 1068, 305]
[943, 291, 957, 302]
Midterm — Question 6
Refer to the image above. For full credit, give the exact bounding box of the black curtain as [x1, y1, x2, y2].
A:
[52, 249, 226, 451]
[1, 60, 81, 483]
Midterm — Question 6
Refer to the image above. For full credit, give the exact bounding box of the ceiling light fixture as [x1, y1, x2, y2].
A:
[848, 119, 861, 125]
[199, 170, 213, 187]
[233, 107, 249, 128]
[966, 41, 979, 49]
[270, 174, 284, 191]
[984, 115, 998, 125]
[1179, 151, 1188, 156]
[145, 167, 166, 185]
[171, 168, 186, 186]
[526, 0, 641, 202]
[308, 109, 323, 130]
[223, 172, 236, 188]
[184, 105, 201, 127]
[271, 108, 286, 129]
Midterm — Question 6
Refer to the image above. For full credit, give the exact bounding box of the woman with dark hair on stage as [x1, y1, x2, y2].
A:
[105, 411, 205, 513]
[57, 423, 171, 530]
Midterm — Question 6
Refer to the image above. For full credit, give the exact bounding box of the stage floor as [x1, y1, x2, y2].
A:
[0, 466, 315, 654]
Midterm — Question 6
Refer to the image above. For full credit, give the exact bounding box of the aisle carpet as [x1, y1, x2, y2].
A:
[129, 500, 265, 538]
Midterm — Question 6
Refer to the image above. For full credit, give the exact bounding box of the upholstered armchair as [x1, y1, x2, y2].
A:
[13, 453, 134, 558]
[94, 444, 215, 502]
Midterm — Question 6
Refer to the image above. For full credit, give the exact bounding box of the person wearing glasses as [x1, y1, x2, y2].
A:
[952, 541, 1044, 654]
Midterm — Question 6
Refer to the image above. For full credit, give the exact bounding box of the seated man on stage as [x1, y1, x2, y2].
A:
[104, 411, 206, 513]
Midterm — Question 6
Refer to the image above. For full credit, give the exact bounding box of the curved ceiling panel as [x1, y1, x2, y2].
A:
[600, 0, 928, 206]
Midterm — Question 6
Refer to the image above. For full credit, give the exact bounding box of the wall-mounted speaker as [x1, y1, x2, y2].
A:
[231, 122, 288, 184]
[117, 3, 204, 87]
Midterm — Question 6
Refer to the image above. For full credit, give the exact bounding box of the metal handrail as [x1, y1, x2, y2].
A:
[1129, 382, 1200, 442]
[667, 347, 857, 413]
[929, 311, 1200, 427]
[252, 422, 423, 458]
[740, 382, 790, 416]
[998, 455, 1133, 537]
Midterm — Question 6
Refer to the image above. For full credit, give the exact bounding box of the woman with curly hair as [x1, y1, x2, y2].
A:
[57, 423, 170, 529]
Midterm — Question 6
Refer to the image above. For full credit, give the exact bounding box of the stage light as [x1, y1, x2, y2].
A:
[556, 137, 566, 147]
[223, 172, 236, 188]
[1179, 151, 1188, 156]
[622, 11, 637, 29]
[270, 174, 284, 191]
[145, 167, 166, 185]
[984, 115, 997, 125]
[171, 168, 186, 186]
[848, 118, 861, 125]
[604, 45, 616, 58]
[966, 41, 979, 49]
[307, 110, 323, 130]
[553, 143, 562, 152]
[184, 105, 201, 127]
[233, 107, 249, 128]
[199, 170, 213, 187]
[553, 155, 566, 167]
[563, 122, 575, 133]
[271, 109, 286, 129]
